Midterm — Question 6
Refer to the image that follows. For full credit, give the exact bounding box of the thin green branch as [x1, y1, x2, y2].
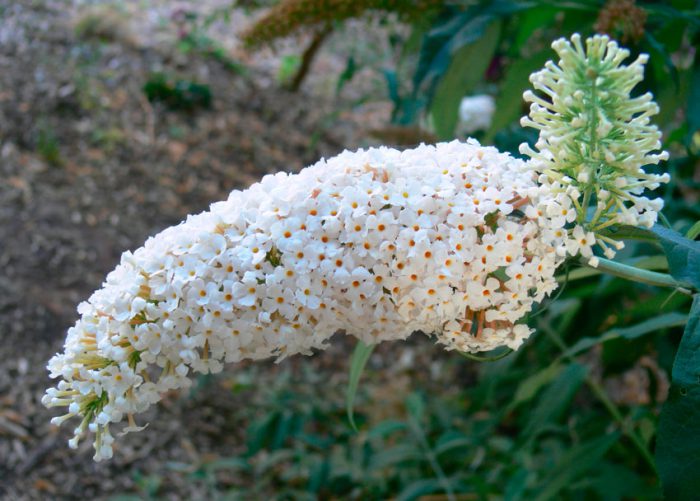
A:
[558, 255, 667, 283]
[583, 257, 693, 294]
[658, 212, 672, 229]
[686, 220, 700, 240]
[542, 326, 658, 474]
[408, 415, 456, 501]
[457, 348, 513, 362]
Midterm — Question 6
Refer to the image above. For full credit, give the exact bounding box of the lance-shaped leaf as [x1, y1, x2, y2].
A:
[657, 294, 700, 499]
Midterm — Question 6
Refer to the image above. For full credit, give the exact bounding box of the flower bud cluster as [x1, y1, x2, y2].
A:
[44, 140, 589, 460]
[520, 34, 669, 259]
[240, 0, 441, 48]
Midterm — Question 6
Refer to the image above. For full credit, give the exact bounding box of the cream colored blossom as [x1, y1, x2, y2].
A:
[44, 140, 589, 460]
[520, 34, 669, 259]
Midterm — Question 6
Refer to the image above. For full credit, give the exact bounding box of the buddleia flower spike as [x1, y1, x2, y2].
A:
[520, 33, 669, 264]
[44, 141, 580, 461]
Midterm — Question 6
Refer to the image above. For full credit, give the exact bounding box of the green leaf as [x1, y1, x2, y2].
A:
[413, 8, 488, 94]
[484, 48, 551, 141]
[346, 340, 375, 431]
[599, 224, 659, 242]
[532, 432, 621, 501]
[523, 363, 588, 439]
[643, 3, 700, 27]
[405, 391, 426, 422]
[412, 2, 528, 125]
[277, 54, 301, 84]
[656, 294, 700, 500]
[508, 362, 562, 412]
[370, 443, 424, 469]
[504, 468, 529, 501]
[652, 225, 700, 290]
[434, 430, 472, 456]
[204, 457, 250, 472]
[511, 6, 558, 52]
[271, 410, 294, 449]
[366, 419, 408, 439]
[564, 312, 688, 358]
[430, 21, 501, 139]
[336, 55, 357, 95]
[256, 449, 296, 470]
[644, 32, 680, 89]
[396, 478, 443, 501]
[246, 411, 278, 455]
[686, 52, 700, 143]
[307, 457, 330, 493]
[385, 69, 425, 125]
[585, 462, 659, 501]
[687, 220, 700, 240]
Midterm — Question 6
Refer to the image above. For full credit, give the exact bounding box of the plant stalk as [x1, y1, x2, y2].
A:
[583, 257, 693, 294]
[288, 26, 332, 92]
[408, 416, 456, 501]
[543, 327, 658, 474]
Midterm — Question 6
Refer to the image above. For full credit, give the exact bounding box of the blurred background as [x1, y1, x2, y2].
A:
[0, 0, 698, 499]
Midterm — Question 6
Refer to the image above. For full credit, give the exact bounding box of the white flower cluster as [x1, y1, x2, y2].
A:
[520, 34, 669, 259]
[457, 95, 496, 136]
[44, 140, 588, 461]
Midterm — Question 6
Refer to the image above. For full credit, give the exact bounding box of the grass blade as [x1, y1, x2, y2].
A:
[346, 340, 375, 431]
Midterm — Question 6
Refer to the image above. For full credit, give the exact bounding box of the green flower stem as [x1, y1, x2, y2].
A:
[584, 257, 693, 294]
[591, 218, 620, 232]
[687, 220, 700, 240]
[578, 186, 592, 225]
[558, 255, 667, 283]
[576, 65, 598, 225]
[458, 348, 513, 362]
[658, 212, 672, 229]
[407, 415, 456, 501]
[542, 326, 658, 474]
[588, 198, 615, 229]
[587, 374, 658, 474]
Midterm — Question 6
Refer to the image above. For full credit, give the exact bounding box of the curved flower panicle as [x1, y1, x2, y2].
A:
[44, 140, 582, 460]
[240, 0, 441, 47]
[520, 33, 669, 260]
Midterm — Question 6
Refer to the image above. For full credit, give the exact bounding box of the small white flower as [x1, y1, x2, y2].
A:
[565, 225, 596, 258]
